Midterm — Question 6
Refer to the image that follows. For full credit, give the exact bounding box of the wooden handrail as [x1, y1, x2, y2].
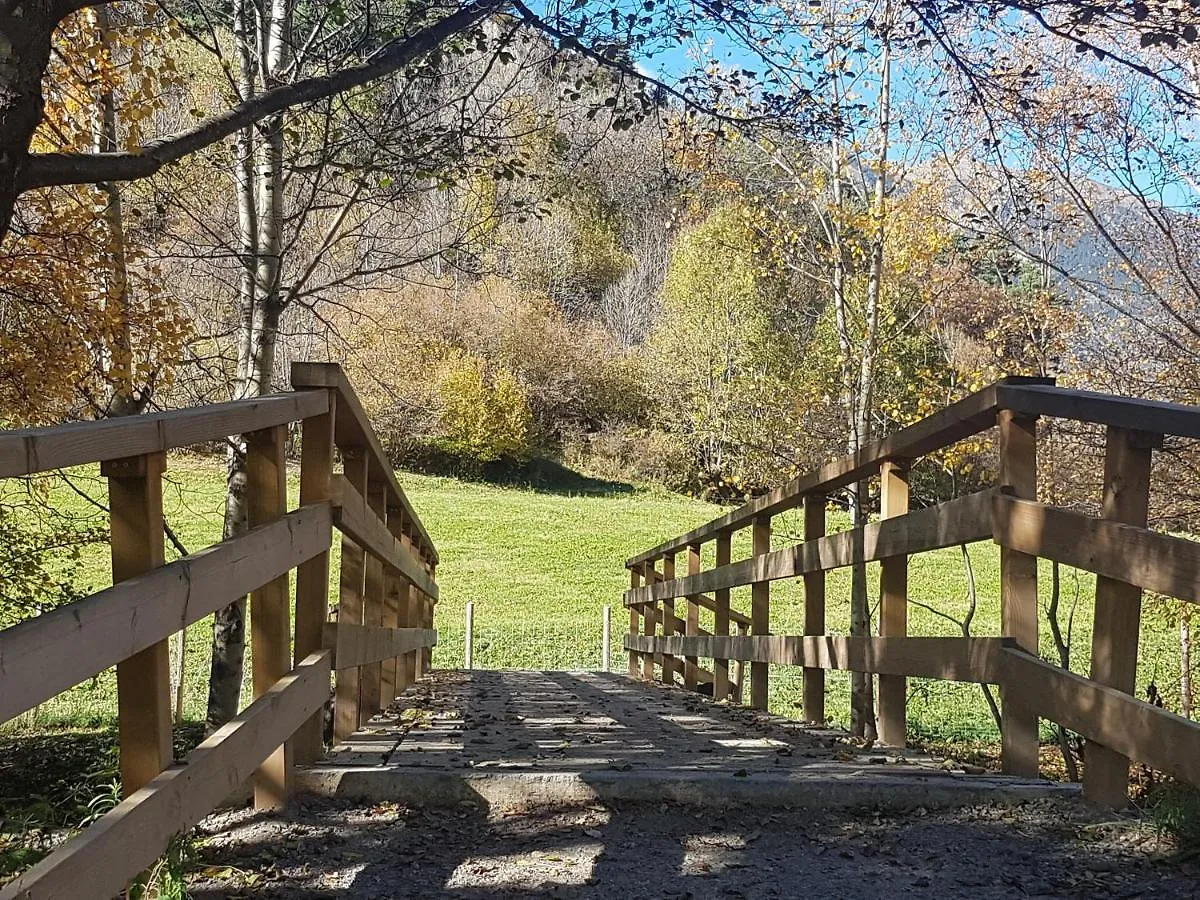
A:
[0, 651, 333, 900]
[292, 361, 438, 564]
[0, 362, 440, 896]
[0, 504, 332, 724]
[624, 634, 1012, 683]
[624, 378, 1200, 804]
[625, 491, 993, 606]
[993, 494, 1200, 604]
[0, 391, 328, 479]
[626, 377, 1047, 567]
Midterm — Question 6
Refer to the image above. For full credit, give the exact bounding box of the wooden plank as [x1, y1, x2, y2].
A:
[685, 543, 701, 691]
[641, 561, 657, 681]
[999, 648, 1200, 789]
[878, 460, 909, 748]
[322, 623, 438, 670]
[628, 567, 642, 678]
[398, 531, 417, 693]
[329, 475, 439, 598]
[292, 398, 335, 765]
[0, 391, 327, 479]
[713, 532, 732, 701]
[803, 494, 826, 724]
[660, 554, 678, 686]
[625, 490, 995, 606]
[625, 378, 1047, 566]
[997, 410, 1039, 778]
[360, 485, 387, 720]
[1085, 427, 1153, 808]
[0, 651, 331, 900]
[247, 425, 292, 809]
[105, 452, 171, 797]
[750, 516, 771, 710]
[291, 362, 437, 563]
[421, 564, 435, 675]
[382, 511, 406, 703]
[992, 496, 1200, 605]
[0, 504, 331, 725]
[996, 383, 1200, 439]
[623, 635, 1009, 682]
[334, 451, 368, 743]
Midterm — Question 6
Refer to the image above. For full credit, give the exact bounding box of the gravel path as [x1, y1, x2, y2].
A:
[190, 797, 1197, 898]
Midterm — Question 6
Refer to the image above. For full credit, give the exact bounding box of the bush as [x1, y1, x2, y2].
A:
[436, 353, 535, 464]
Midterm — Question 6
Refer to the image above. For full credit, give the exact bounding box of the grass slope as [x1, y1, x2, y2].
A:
[3, 454, 1186, 744]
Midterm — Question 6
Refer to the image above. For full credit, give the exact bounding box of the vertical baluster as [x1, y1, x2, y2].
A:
[334, 449, 367, 743]
[998, 409, 1039, 777]
[360, 484, 387, 720]
[400, 529, 418, 691]
[293, 401, 334, 763]
[803, 494, 826, 724]
[878, 460, 910, 748]
[382, 507, 405, 706]
[641, 560, 657, 680]
[1085, 426, 1155, 807]
[422, 560, 436, 675]
[628, 567, 642, 678]
[661, 552, 677, 685]
[750, 516, 771, 710]
[714, 532, 732, 701]
[106, 452, 171, 796]
[247, 425, 292, 808]
[685, 542, 701, 691]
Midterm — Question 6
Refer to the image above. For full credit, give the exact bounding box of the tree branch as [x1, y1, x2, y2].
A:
[19, 0, 503, 190]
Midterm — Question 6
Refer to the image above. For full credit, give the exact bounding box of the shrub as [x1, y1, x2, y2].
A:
[436, 353, 535, 464]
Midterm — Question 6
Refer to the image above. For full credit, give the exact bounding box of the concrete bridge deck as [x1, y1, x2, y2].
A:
[295, 670, 1072, 810]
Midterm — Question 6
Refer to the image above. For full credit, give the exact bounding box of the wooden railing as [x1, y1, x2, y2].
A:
[624, 376, 1200, 808]
[0, 362, 438, 900]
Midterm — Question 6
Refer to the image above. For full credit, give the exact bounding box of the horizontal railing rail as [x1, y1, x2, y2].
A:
[624, 377, 1200, 809]
[0, 362, 439, 900]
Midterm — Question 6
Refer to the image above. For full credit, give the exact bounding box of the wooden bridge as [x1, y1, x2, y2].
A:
[1, 367, 1199, 898]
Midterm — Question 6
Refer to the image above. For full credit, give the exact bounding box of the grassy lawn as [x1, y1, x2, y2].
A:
[2, 453, 1188, 745]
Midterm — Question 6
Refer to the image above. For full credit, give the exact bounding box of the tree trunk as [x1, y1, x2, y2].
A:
[205, 0, 291, 729]
[1183, 608, 1193, 719]
[0, 1, 58, 242]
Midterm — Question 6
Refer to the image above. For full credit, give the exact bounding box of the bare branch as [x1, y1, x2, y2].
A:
[19, 0, 503, 190]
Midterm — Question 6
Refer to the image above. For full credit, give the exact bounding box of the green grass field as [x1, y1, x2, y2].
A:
[2, 454, 1188, 744]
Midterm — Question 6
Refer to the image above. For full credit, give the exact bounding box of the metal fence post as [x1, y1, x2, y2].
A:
[465, 601, 475, 669]
[602, 605, 612, 672]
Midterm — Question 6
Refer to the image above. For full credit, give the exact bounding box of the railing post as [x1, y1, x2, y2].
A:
[400, 530, 418, 691]
[419, 560, 436, 676]
[998, 409, 1040, 777]
[732, 622, 747, 704]
[803, 494, 826, 724]
[685, 542, 701, 691]
[360, 484, 387, 721]
[641, 560, 658, 680]
[293, 397, 335, 764]
[627, 568, 642, 678]
[104, 451, 171, 796]
[714, 531, 732, 701]
[661, 552, 677, 686]
[603, 605, 612, 672]
[1085, 426, 1155, 807]
[750, 515, 771, 710]
[878, 460, 910, 748]
[246, 425, 292, 809]
[382, 507, 405, 705]
[334, 448, 368, 744]
[465, 601, 475, 669]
